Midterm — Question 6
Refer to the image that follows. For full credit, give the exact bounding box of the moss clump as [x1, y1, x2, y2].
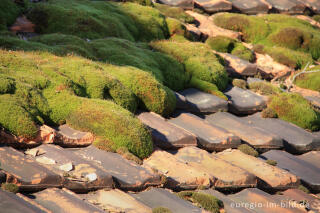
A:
[298, 184, 310, 194]
[268, 93, 320, 131]
[177, 191, 223, 213]
[116, 147, 143, 164]
[150, 40, 228, 91]
[232, 79, 247, 89]
[206, 36, 254, 62]
[261, 108, 278, 118]
[152, 207, 172, 213]
[154, 3, 194, 23]
[266, 159, 277, 166]
[189, 77, 227, 100]
[313, 15, 320, 23]
[248, 81, 282, 96]
[0, 75, 15, 94]
[237, 144, 259, 157]
[214, 13, 320, 67]
[1, 183, 19, 193]
[294, 65, 320, 92]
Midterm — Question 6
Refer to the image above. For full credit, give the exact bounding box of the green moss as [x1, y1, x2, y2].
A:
[266, 159, 277, 166]
[268, 93, 320, 131]
[188, 77, 227, 100]
[154, 3, 194, 23]
[152, 207, 172, 213]
[295, 65, 320, 92]
[150, 40, 228, 90]
[206, 36, 254, 62]
[116, 147, 143, 164]
[313, 15, 320, 23]
[237, 144, 259, 157]
[248, 81, 282, 96]
[1, 183, 19, 193]
[232, 79, 247, 89]
[261, 108, 278, 118]
[0, 75, 15, 94]
[177, 191, 223, 213]
[298, 184, 310, 194]
[0, 0, 21, 30]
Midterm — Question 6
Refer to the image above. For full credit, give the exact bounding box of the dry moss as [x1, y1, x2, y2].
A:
[237, 144, 259, 157]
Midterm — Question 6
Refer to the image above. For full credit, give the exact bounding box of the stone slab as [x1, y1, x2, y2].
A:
[137, 112, 197, 149]
[216, 149, 299, 190]
[143, 149, 212, 189]
[54, 125, 94, 147]
[224, 86, 267, 115]
[298, 151, 320, 169]
[0, 146, 63, 191]
[177, 88, 228, 113]
[194, 0, 232, 13]
[157, 0, 194, 9]
[71, 145, 160, 191]
[242, 113, 320, 153]
[175, 147, 257, 188]
[261, 150, 320, 191]
[282, 189, 320, 212]
[247, 77, 263, 84]
[81, 189, 152, 213]
[28, 188, 104, 213]
[206, 112, 283, 149]
[169, 112, 241, 151]
[0, 189, 45, 213]
[228, 0, 271, 14]
[132, 188, 202, 213]
[28, 144, 114, 192]
[265, 0, 307, 14]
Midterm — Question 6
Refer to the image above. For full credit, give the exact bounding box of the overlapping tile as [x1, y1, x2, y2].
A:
[282, 189, 320, 212]
[169, 112, 241, 151]
[137, 112, 197, 149]
[194, 0, 232, 13]
[261, 150, 320, 191]
[228, 0, 271, 14]
[206, 112, 283, 149]
[216, 149, 299, 190]
[265, 0, 307, 14]
[298, 151, 320, 169]
[54, 125, 94, 147]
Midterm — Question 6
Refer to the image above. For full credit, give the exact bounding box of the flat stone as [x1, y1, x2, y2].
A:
[295, 15, 320, 28]
[228, 188, 303, 213]
[72, 145, 160, 191]
[137, 112, 197, 149]
[224, 86, 267, 115]
[132, 188, 202, 213]
[265, 0, 307, 14]
[0, 189, 46, 213]
[229, 0, 271, 14]
[206, 112, 283, 149]
[247, 77, 263, 84]
[303, 0, 320, 13]
[218, 53, 258, 77]
[242, 113, 320, 153]
[143, 150, 211, 189]
[28, 144, 114, 192]
[27, 188, 104, 212]
[199, 189, 253, 213]
[194, 0, 232, 13]
[35, 156, 56, 165]
[54, 124, 94, 147]
[175, 147, 257, 188]
[282, 189, 320, 212]
[298, 151, 320, 169]
[216, 149, 299, 190]
[290, 86, 320, 109]
[169, 112, 241, 151]
[261, 150, 320, 191]
[186, 11, 241, 40]
[59, 162, 74, 172]
[177, 88, 228, 113]
[184, 24, 202, 41]
[157, 0, 193, 9]
[0, 146, 63, 191]
[81, 189, 152, 213]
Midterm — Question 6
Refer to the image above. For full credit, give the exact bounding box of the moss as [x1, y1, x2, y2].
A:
[313, 15, 320, 23]
[1, 183, 19, 193]
[150, 40, 228, 90]
[152, 207, 172, 213]
[237, 144, 259, 157]
[268, 93, 320, 131]
[154, 3, 194, 23]
[188, 77, 227, 100]
[294, 65, 320, 92]
[298, 184, 310, 194]
[0, 0, 21, 30]
[266, 159, 277, 166]
[261, 108, 278, 118]
[248, 81, 282, 96]
[232, 79, 247, 89]
[177, 191, 223, 213]
[0, 75, 15, 94]
[116, 147, 143, 164]
[166, 17, 186, 36]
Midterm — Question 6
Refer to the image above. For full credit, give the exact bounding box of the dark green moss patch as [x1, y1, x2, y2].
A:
[266, 159, 277, 166]
[154, 3, 194, 23]
[237, 144, 259, 157]
[152, 207, 172, 213]
[1, 183, 19, 193]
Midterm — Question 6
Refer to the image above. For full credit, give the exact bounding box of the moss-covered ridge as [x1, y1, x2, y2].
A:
[0, 49, 155, 158]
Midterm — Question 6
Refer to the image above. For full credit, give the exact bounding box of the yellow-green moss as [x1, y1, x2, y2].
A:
[232, 79, 247, 89]
[1, 183, 19, 193]
[248, 81, 282, 96]
[237, 144, 259, 157]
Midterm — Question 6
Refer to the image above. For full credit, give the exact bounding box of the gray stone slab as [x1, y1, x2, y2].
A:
[54, 125, 94, 147]
[297, 151, 320, 169]
[261, 150, 320, 191]
[157, 0, 194, 9]
[228, 0, 271, 14]
[219, 53, 258, 77]
[242, 113, 320, 153]
[28, 144, 114, 192]
[0, 189, 45, 213]
[265, 0, 307, 13]
[71, 145, 160, 191]
[206, 112, 283, 149]
[194, 0, 232, 13]
[137, 112, 197, 149]
[29, 188, 104, 213]
[0, 146, 63, 191]
[177, 88, 228, 113]
[169, 112, 241, 151]
[131, 188, 202, 213]
[282, 189, 320, 212]
[224, 86, 267, 115]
